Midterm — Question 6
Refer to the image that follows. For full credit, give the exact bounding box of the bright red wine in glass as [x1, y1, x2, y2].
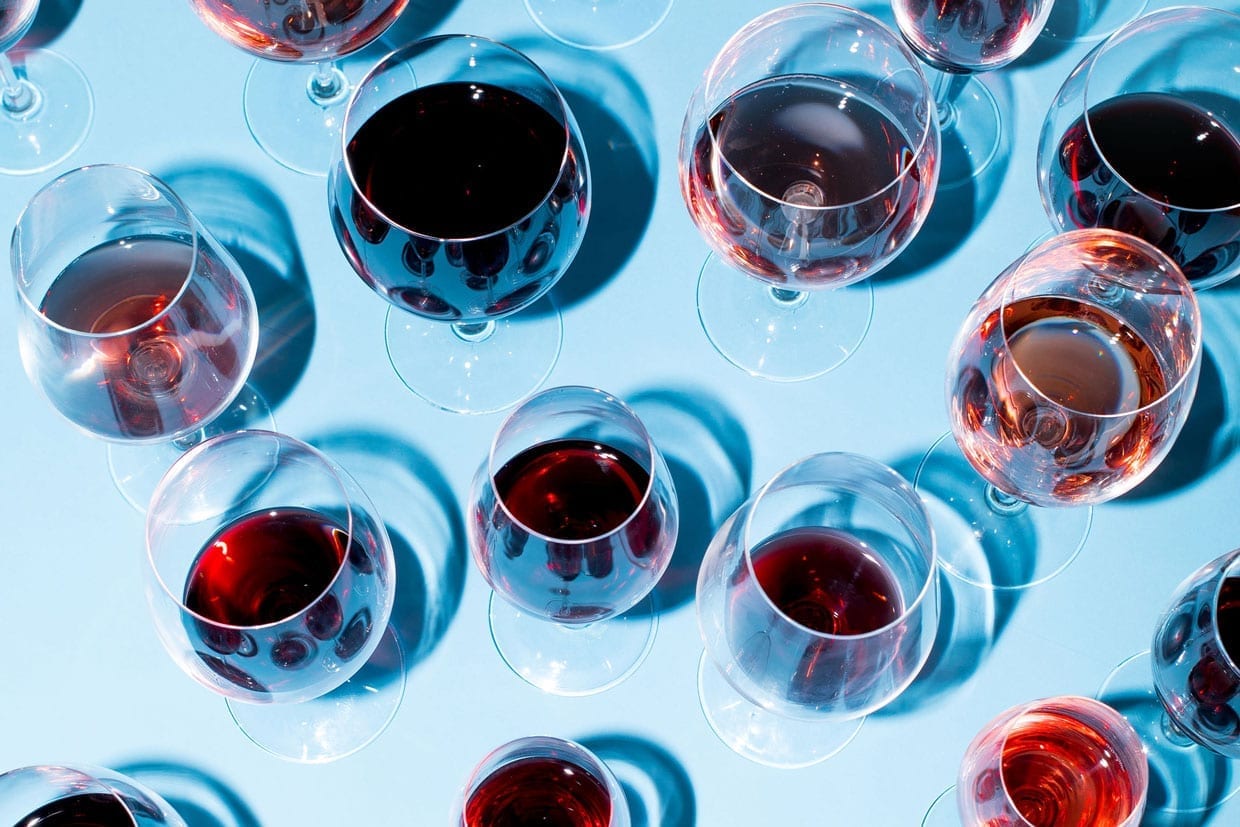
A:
[464, 756, 612, 827]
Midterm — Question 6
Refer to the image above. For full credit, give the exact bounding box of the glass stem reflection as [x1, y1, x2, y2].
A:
[307, 61, 349, 108]
[453, 320, 497, 344]
[930, 70, 970, 132]
[1160, 710, 1197, 748]
[985, 483, 1028, 516]
[768, 286, 809, 309]
[0, 53, 37, 115]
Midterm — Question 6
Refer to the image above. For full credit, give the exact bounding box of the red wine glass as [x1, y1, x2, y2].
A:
[144, 429, 404, 762]
[184, 0, 409, 175]
[920, 696, 1148, 826]
[1037, 6, 1240, 290]
[329, 35, 590, 414]
[695, 451, 938, 767]
[919, 228, 1201, 590]
[468, 385, 678, 696]
[455, 736, 631, 827]
[11, 164, 268, 510]
[0, 764, 187, 826]
[524, 0, 673, 50]
[679, 3, 939, 381]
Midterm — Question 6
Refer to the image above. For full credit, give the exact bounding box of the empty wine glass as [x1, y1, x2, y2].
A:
[1037, 6, 1240, 290]
[1038, 0, 1148, 44]
[892, 0, 1054, 186]
[0, 0, 92, 175]
[329, 34, 590, 414]
[921, 696, 1148, 826]
[0, 764, 186, 826]
[523, 0, 673, 50]
[679, 3, 939, 380]
[918, 228, 1201, 590]
[11, 164, 267, 509]
[454, 736, 631, 826]
[696, 451, 937, 768]
[185, 0, 409, 175]
[144, 429, 404, 762]
[468, 385, 678, 696]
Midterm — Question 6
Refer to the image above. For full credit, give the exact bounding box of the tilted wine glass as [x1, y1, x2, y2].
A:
[185, 0, 409, 175]
[1037, 5, 1240, 290]
[468, 385, 678, 696]
[330, 34, 590, 414]
[0, 763, 187, 826]
[696, 451, 937, 768]
[679, 3, 939, 381]
[523, 0, 673, 51]
[144, 429, 403, 762]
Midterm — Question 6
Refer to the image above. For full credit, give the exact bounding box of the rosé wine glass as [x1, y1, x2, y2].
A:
[0, 764, 187, 826]
[468, 385, 678, 696]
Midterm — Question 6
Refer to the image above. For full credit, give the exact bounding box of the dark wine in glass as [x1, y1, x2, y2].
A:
[16, 793, 138, 827]
[0, 765, 186, 827]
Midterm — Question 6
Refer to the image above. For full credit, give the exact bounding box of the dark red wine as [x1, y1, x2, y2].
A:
[188, 0, 407, 60]
[1049, 92, 1240, 284]
[464, 756, 611, 827]
[893, 0, 1049, 72]
[16, 792, 135, 827]
[332, 80, 587, 321]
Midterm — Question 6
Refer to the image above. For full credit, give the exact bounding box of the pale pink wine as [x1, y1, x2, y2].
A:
[188, 0, 407, 61]
[16, 792, 134, 827]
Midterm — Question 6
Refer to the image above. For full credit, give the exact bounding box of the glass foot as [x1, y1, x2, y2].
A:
[524, 0, 674, 50]
[696, 253, 873, 381]
[489, 591, 657, 697]
[0, 49, 92, 175]
[936, 75, 1002, 189]
[244, 59, 357, 176]
[1040, 0, 1148, 43]
[921, 786, 960, 826]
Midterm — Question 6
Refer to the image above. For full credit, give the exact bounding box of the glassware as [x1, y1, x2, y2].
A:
[523, 0, 673, 50]
[918, 228, 1201, 590]
[0, 763, 187, 826]
[1037, 6, 1240, 290]
[11, 164, 267, 509]
[144, 429, 404, 762]
[185, 0, 409, 175]
[0, 0, 92, 175]
[892, 0, 1054, 186]
[679, 3, 939, 380]
[455, 736, 631, 827]
[329, 34, 590, 414]
[696, 451, 937, 768]
[1038, 0, 1148, 44]
[468, 385, 678, 696]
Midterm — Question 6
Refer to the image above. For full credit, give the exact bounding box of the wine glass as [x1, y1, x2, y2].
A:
[523, 0, 673, 50]
[679, 3, 939, 381]
[1038, 0, 1148, 44]
[454, 736, 631, 826]
[921, 696, 1148, 826]
[0, 763, 187, 826]
[185, 0, 409, 175]
[329, 34, 590, 414]
[918, 228, 1201, 590]
[144, 429, 404, 762]
[1037, 6, 1240, 290]
[0, 0, 92, 175]
[696, 451, 937, 768]
[891, 0, 1054, 187]
[467, 385, 678, 696]
[11, 164, 267, 510]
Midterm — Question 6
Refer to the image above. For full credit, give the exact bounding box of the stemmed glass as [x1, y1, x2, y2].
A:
[679, 3, 939, 381]
[329, 35, 590, 414]
[917, 228, 1201, 590]
[0, 0, 92, 175]
[468, 385, 678, 696]
[1038, 0, 1148, 44]
[1037, 6, 1240, 290]
[0, 764, 187, 826]
[891, 0, 1054, 186]
[523, 0, 673, 50]
[144, 429, 404, 762]
[11, 164, 266, 509]
[454, 736, 631, 826]
[185, 0, 409, 175]
[696, 451, 937, 768]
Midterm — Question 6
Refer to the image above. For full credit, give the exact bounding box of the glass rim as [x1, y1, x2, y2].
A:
[341, 33, 576, 244]
[11, 163, 202, 340]
[0, 765, 140, 827]
[1210, 551, 1240, 679]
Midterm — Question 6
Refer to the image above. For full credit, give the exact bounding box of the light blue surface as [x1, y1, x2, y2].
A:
[2, 1, 1240, 824]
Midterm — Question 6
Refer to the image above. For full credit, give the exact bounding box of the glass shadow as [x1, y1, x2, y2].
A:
[114, 760, 259, 827]
[579, 734, 696, 827]
[22, 0, 84, 47]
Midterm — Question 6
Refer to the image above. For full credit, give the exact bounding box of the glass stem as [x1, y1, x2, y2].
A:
[985, 484, 1028, 516]
[930, 69, 970, 132]
[768, 287, 809, 309]
[0, 53, 35, 114]
[307, 60, 347, 107]
[1160, 710, 1195, 748]
[453, 320, 497, 344]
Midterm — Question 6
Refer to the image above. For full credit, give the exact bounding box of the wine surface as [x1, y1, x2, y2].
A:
[188, 0, 406, 60]
[464, 756, 611, 827]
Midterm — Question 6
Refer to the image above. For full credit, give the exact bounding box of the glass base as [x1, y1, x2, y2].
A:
[921, 786, 959, 826]
[935, 74, 1002, 189]
[913, 433, 1091, 590]
[1098, 651, 1239, 816]
[696, 652, 863, 768]
[488, 591, 657, 697]
[243, 59, 356, 176]
[227, 626, 405, 763]
[524, 0, 674, 50]
[384, 298, 562, 415]
[1040, 0, 1149, 43]
[0, 49, 92, 175]
[696, 253, 874, 381]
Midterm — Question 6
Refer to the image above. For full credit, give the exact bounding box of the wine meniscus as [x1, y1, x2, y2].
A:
[187, 0, 408, 61]
[463, 755, 612, 827]
[893, 0, 1052, 73]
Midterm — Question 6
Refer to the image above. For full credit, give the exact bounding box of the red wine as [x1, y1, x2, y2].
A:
[0, 0, 38, 49]
[188, 0, 407, 61]
[16, 792, 135, 827]
[464, 756, 611, 827]
[332, 80, 587, 321]
[893, 0, 1049, 72]
[1049, 93, 1240, 284]
[683, 74, 928, 286]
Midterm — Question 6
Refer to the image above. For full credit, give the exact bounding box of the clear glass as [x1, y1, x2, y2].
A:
[184, 0, 409, 175]
[695, 451, 937, 767]
[0, 764, 187, 826]
[468, 385, 678, 696]
[1038, 0, 1148, 44]
[11, 164, 263, 509]
[144, 429, 403, 762]
[329, 34, 590, 414]
[679, 3, 939, 380]
[524, 0, 673, 50]
[1037, 6, 1240, 290]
